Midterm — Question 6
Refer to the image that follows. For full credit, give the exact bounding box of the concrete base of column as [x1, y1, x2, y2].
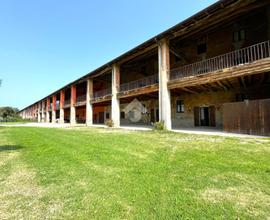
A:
[37, 113, 41, 123]
[46, 112, 50, 123]
[52, 111, 56, 123]
[59, 109, 64, 124]
[86, 103, 93, 126]
[111, 97, 120, 127]
[70, 106, 76, 125]
[41, 111, 45, 122]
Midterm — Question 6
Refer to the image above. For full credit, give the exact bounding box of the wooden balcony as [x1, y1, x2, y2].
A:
[64, 100, 70, 108]
[169, 40, 270, 89]
[76, 95, 86, 106]
[118, 74, 159, 98]
[92, 88, 112, 103]
[56, 102, 60, 110]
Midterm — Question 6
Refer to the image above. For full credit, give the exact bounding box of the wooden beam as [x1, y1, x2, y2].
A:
[181, 87, 198, 94]
[172, 0, 267, 40]
[118, 44, 158, 65]
[241, 77, 246, 88]
[237, 77, 244, 88]
[217, 81, 228, 91]
[225, 79, 234, 89]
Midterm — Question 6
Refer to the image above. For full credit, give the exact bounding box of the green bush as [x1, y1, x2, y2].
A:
[105, 119, 114, 127]
[152, 121, 165, 130]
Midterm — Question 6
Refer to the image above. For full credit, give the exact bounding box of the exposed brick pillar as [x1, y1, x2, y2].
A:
[158, 39, 172, 130]
[59, 90, 65, 123]
[46, 97, 50, 123]
[37, 102, 41, 123]
[111, 64, 120, 127]
[86, 79, 93, 126]
[52, 95, 56, 123]
[70, 85, 76, 125]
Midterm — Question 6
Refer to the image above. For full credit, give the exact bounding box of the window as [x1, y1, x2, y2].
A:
[106, 112, 110, 119]
[233, 30, 245, 42]
[120, 111, 125, 119]
[197, 43, 207, 55]
[176, 100, 184, 113]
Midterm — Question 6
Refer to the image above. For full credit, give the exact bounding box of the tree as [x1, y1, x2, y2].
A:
[0, 107, 19, 122]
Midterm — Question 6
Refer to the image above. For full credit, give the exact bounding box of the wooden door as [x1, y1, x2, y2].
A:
[194, 107, 200, 126]
[98, 112, 104, 124]
[156, 109, 159, 122]
[150, 109, 155, 123]
[209, 106, 216, 127]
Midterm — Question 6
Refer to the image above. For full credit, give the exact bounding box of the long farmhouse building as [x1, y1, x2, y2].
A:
[20, 0, 270, 136]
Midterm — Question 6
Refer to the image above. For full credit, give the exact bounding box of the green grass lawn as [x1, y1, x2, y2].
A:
[0, 127, 270, 219]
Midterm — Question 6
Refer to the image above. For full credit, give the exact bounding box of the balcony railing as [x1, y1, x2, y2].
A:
[120, 74, 158, 93]
[93, 88, 112, 101]
[170, 40, 270, 80]
[76, 95, 86, 105]
[56, 102, 60, 110]
[64, 100, 70, 107]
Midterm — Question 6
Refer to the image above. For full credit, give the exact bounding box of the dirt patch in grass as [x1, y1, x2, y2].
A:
[201, 184, 270, 218]
[0, 152, 63, 219]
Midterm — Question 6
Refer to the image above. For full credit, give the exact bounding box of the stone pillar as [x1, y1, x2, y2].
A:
[52, 95, 56, 123]
[46, 98, 50, 123]
[111, 64, 120, 127]
[70, 85, 76, 125]
[59, 90, 65, 123]
[86, 78, 93, 126]
[158, 39, 172, 130]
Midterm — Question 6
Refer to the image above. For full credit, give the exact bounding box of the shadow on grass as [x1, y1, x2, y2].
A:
[0, 145, 23, 152]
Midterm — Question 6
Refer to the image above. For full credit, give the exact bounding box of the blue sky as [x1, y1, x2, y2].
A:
[0, 0, 217, 109]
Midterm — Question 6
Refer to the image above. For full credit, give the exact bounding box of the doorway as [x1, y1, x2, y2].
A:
[194, 106, 215, 127]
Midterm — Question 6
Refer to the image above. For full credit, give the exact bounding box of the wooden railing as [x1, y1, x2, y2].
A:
[170, 40, 270, 80]
[56, 102, 60, 110]
[93, 88, 112, 101]
[120, 74, 158, 92]
[64, 100, 70, 107]
[76, 95, 86, 105]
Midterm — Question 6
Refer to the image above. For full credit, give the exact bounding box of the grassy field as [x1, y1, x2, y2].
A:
[0, 126, 270, 219]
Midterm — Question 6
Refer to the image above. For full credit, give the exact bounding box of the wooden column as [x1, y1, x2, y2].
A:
[86, 79, 93, 126]
[70, 85, 76, 125]
[59, 90, 65, 123]
[111, 64, 120, 127]
[158, 39, 172, 130]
